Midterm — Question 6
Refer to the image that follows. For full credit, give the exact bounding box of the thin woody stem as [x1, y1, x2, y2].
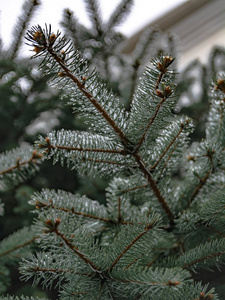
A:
[207, 225, 225, 238]
[54, 226, 100, 272]
[133, 153, 174, 225]
[47, 47, 129, 148]
[31, 266, 93, 279]
[135, 97, 166, 154]
[158, 142, 178, 179]
[183, 250, 225, 269]
[43, 142, 126, 155]
[155, 70, 165, 90]
[150, 123, 185, 171]
[121, 184, 148, 194]
[31, 266, 74, 273]
[188, 170, 210, 206]
[36, 200, 133, 225]
[118, 197, 121, 223]
[0, 151, 42, 176]
[134, 58, 172, 154]
[0, 236, 38, 258]
[110, 274, 180, 287]
[107, 219, 157, 272]
[82, 157, 126, 166]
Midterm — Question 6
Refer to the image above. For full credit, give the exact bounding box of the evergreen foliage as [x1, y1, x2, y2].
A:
[60, 0, 177, 109]
[1, 0, 225, 299]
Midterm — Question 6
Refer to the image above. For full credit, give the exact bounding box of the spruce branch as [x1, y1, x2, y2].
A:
[134, 96, 167, 154]
[45, 218, 100, 272]
[26, 26, 129, 147]
[121, 184, 148, 194]
[107, 218, 158, 272]
[84, 0, 103, 35]
[9, 0, 40, 60]
[188, 170, 211, 206]
[82, 157, 127, 166]
[40, 137, 126, 155]
[0, 236, 37, 258]
[0, 150, 42, 176]
[60, 9, 86, 50]
[26, 26, 174, 224]
[30, 266, 75, 274]
[106, 0, 133, 31]
[183, 249, 225, 270]
[35, 199, 133, 225]
[149, 120, 187, 171]
[113, 276, 181, 287]
[133, 153, 174, 225]
[134, 56, 175, 154]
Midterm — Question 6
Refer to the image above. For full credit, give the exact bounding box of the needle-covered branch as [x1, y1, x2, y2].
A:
[0, 145, 43, 187]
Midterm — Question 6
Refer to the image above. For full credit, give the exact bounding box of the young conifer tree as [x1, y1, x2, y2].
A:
[2, 22, 224, 299]
[1, 2, 225, 300]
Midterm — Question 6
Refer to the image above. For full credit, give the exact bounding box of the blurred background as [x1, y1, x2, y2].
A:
[0, 0, 187, 53]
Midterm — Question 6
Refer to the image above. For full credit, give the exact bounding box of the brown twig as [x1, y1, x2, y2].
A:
[37, 200, 135, 226]
[81, 157, 126, 166]
[107, 219, 157, 272]
[134, 56, 174, 154]
[43, 143, 126, 155]
[53, 224, 100, 272]
[188, 171, 210, 206]
[118, 197, 122, 223]
[133, 153, 174, 225]
[111, 276, 180, 287]
[48, 47, 129, 148]
[183, 250, 225, 269]
[150, 123, 185, 171]
[0, 150, 42, 176]
[121, 184, 148, 194]
[134, 97, 166, 154]
[0, 236, 38, 258]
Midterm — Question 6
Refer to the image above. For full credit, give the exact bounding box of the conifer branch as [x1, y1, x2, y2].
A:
[81, 157, 126, 166]
[134, 56, 174, 154]
[183, 250, 225, 270]
[46, 45, 129, 148]
[127, 59, 141, 110]
[150, 122, 185, 171]
[133, 153, 174, 225]
[35, 200, 134, 225]
[42, 139, 126, 155]
[0, 236, 38, 258]
[112, 276, 180, 287]
[106, 0, 133, 30]
[46, 218, 100, 272]
[188, 170, 210, 206]
[134, 97, 166, 153]
[0, 150, 43, 176]
[85, 0, 103, 35]
[121, 184, 148, 194]
[107, 219, 157, 272]
[26, 27, 174, 224]
[30, 266, 74, 274]
[158, 143, 178, 180]
[207, 225, 225, 238]
[9, 0, 39, 60]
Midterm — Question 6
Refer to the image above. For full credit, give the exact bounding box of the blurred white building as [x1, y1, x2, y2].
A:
[123, 0, 225, 68]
